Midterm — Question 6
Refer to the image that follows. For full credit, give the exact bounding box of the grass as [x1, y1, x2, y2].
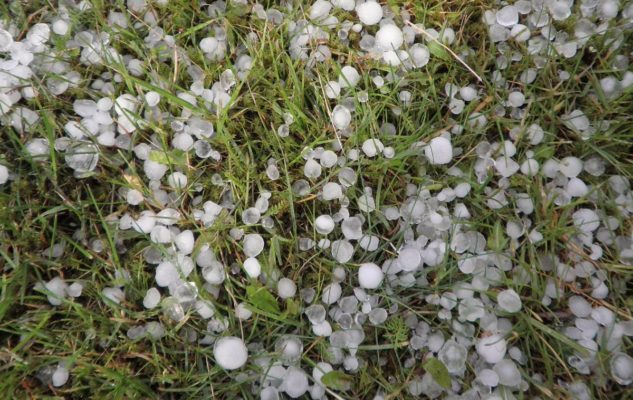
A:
[1, 0, 633, 398]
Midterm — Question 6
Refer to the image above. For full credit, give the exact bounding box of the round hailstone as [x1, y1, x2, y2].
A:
[65, 143, 99, 173]
[424, 137, 453, 165]
[338, 66, 360, 88]
[309, 0, 332, 21]
[243, 257, 261, 278]
[611, 353, 633, 385]
[0, 165, 8, 185]
[520, 159, 539, 176]
[277, 278, 297, 299]
[315, 215, 335, 234]
[476, 334, 507, 364]
[243, 233, 265, 257]
[52, 366, 69, 387]
[175, 230, 195, 254]
[559, 157, 583, 178]
[156, 262, 179, 287]
[322, 182, 343, 200]
[497, 289, 522, 313]
[572, 209, 600, 233]
[507, 91, 525, 108]
[126, 189, 143, 205]
[356, 1, 383, 25]
[322, 282, 342, 304]
[214, 336, 248, 370]
[358, 263, 384, 289]
[242, 207, 261, 225]
[320, 150, 338, 168]
[143, 287, 161, 309]
[0, 29, 13, 52]
[304, 158, 322, 179]
[494, 359, 521, 387]
[510, 24, 530, 42]
[52, 18, 70, 35]
[568, 295, 591, 318]
[167, 172, 188, 189]
[331, 240, 354, 263]
[375, 24, 404, 50]
[496, 5, 519, 27]
[332, 105, 351, 130]
[145, 91, 161, 107]
[362, 139, 384, 157]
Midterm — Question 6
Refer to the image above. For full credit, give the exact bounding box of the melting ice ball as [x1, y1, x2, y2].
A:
[214, 336, 248, 370]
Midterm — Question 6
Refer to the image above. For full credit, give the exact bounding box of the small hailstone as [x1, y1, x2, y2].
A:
[304, 158, 322, 179]
[167, 172, 188, 189]
[494, 359, 521, 387]
[175, 230, 195, 254]
[338, 66, 360, 88]
[332, 105, 352, 129]
[309, 0, 332, 21]
[102, 287, 125, 304]
[375, 24, 404, 50]
[52, 365, 69, 387]
[243, 257, 261, 278]
[494, 157, 520, 177]
[322, 282, 342, 304]
[315, 215, 335, 234]
[67, 282, 83, 298]
[0, 165, 9, 185]
[243, 233, 265, 257]
[358, 263, 384, 289]
[520, 159, 539, 176]
[507, 91, 525, 107]
[277, 278, 297, 299]
[320, 150, 338, 168]
[497, 289, 522, 313]
[559, 157, 583, 178]
[510, 24, 530, 41]
[322, 182, 343, 200]
[424, 137, 453, 165]
[282, 366, 309, 398]
[356, 1, 383, 25]
[145, 91, 160, 107]
[478, 369, 499, 387]
[362, 139, 384, 157]
[156, 261, 179, 287]
[0, 29, 14, 52]
[569, 296, 591, 318]
[65, 143, 99, 173]
[496, 5, 519, 27]
[476, 334, 507, 364]
[242, 207, 261, 225]
[325, 81, 341, 99]
[126, 189, 143, 205]
[611, 353, 633, 385]
[331, 240, 354, 263]
[572, 209, 600, 233]
[214, 336, 248, 370]
[143, 287, 161, 309]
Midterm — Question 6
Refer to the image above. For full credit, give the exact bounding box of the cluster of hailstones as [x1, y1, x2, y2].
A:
[1, 0, 633, 396]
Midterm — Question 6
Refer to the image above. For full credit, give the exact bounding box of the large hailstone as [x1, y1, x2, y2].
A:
[476, 334, 507, 364]
[375, 24, 404, 51]
[497, 289, 522, 313]
[214, 336, 248, 370]
[424, 137, 453, 165]
[356, 1, 383, 25]
[358, 263, 384, 289]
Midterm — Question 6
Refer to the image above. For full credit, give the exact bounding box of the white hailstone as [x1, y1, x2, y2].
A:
[520, 158, 539, 176]
[144, 160, 168, 180]
[282, 367, 309, 398]
[65, 143, 99, 173]
[145, 91, 160, 107]
[0, 29, 13, 52]
[242, 207, 261, 225]
[235, 302, 252, 320]
[358, 263, 384, 289]
[320, 150, 338, 168]
[497, 289, 522, 313]
[507, 91, 525, 108]
[494, 157, 520, 177]
[243, 257, 261, 278]
[143, 287, 161, 309]
[277, 278, 297, 299]
[332, 105, 352, 129]
[611, 353, 633, 385]
[322, 182, 343, 200]
[424, 137, 453, 165]
[0, 165, 8, 185]
[568, 296, 591, 318]
[559, 157, 583, 178]
[409, 44, 430, 67]
[476, 334, 507, 364]
[322, 282, 342, 304]
[150, 226, 171, 243]
[572, 209, 600, 233]
[341, 217, 363, 240]
[566, 178, 588, 197]
[243, 233, 265, 257]
[325, 81, 341, 99]
[375, 24, 404, 50]
[27, 23, 51, 45]
[494, 359, 521, 387]
[563, 110, 590, 133]
[339, 66, 360, 88]
[133, 211, 156, 233]
[398, 247, 422, 271]
[313, 320, 333, 336]
[44, 277, 68, 306]
[167, 172, 188, 189]
[591, 306, 615, 327]
[67, 282, 83, 298]
[52, 365, 70, 387]
[126, 189, 143, 205]
[331, 240, 354, 263]
[496, 5, 519, 27]
[214, 336, 248, 370]
[362, 139, 384, 157]
[549, 0, 571, 21]
[74, 99, 98, 117]
[309, 0, 332, 21]
[175, 230, 195, 255]
[449, 98, 465, 114]
[510, 24, 530, 42]
[102, 287, 125, 304]
[356, 1, 383, 25]
[315, 215, 335, 234]
[304, 158, 322, 179]
[156, 261, 179, 287]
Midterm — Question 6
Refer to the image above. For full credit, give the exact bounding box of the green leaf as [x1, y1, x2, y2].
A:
[321, 370, 352, 391]
[149, 149, 188, 167]
[488, 220, 508, 252]
[246, 285, 280, 314]
[427, 41, 449, 61]
[422, 357, 451, 389]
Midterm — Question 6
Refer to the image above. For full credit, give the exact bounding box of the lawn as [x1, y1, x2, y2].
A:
[0, 0, 632, 399]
